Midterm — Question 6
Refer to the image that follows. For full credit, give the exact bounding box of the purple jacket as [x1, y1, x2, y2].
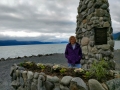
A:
[65, 43, 82, 64]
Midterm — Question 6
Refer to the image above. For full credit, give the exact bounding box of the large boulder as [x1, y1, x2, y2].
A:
[27, 71, 34, 80]
[70, 77, 87, 90]
[88, 79, 105, 90]
[45, 81, 55, 90]
[81, 37, 89, 46]
[106, 78, 120, 90]
[61, 76, 73, 86]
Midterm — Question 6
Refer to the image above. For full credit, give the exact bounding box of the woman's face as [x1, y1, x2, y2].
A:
[70, 37, 76, 44]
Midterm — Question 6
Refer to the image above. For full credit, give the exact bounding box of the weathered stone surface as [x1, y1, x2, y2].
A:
[82, 64, 88, 69]
[88, 7, 95, 15]
[31, 82, 37, 90]
[103, 21, 110, 27]
[94, 1, 102, 8]
[114, 71, 120, 78]
[82, 46, 88, 54]
[87, 1, 94, 8]
[17, 86, 24, 90]
[102, 51, 112, 56]
[82, 28, 87, 32]
[38, 79, 43, 90]
[82, 19, 87, 24]
[61, 76, 73, 86]
[33, 79, 38, 85]
[70, 77, 87, 90]
[80, 5, 87, 12]
[88, 53, 95, 58]
[34, 72, 39, 79]
[11, 80, 20, 89]
[95, 9, 105, 17]
[89, 41, 94, 47]
[54, 87, 60, 90]
[87, 25, 92, 30]
[95, 54, 102, 60]
[88, 79, 105, 90]
[27, 71, 34, 80]
[101, 4, 108, 9]
[106, 79, 120, 90]
[97, 45, 110, 50]
[103, 17, 109, 21]
[91, 46, 98, 54]
[90, 36, 94, 41]
[81, 37, 89, 46]
[88, 59, 93, 64]
[85, 55, 88, 60]
[108, 40, 114, 47]
[10, 65, 16, 77]
[52, 76, 60, 83]
[81, 60, 85, 65]
[45, 81, 54, 90]
[109, 60, 116, 69]
[85, 0, 89, 4]
[47, 75, 60, 83]
[22, 71, 27, 84]
[16, 70, 21, 77]
[101, 83, 108, 90]
[60, 85, 70, 90]
[38, 75, 46, 81]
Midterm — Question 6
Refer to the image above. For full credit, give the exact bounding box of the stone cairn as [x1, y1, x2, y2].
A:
[76, 0, 115, 69]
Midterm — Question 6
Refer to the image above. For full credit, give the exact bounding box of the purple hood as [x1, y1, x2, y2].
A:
[65, 42, 82, 64]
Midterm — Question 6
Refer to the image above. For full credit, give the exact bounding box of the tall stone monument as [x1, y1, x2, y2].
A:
[76, 0, 115, 69]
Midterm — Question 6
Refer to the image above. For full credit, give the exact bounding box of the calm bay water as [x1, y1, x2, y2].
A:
[0, 41, 120, 59]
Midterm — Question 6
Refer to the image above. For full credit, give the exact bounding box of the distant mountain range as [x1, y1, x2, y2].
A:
[0, 40, 68, 46]
[113, 32, 120, 40]
[0, 32, 119, 46]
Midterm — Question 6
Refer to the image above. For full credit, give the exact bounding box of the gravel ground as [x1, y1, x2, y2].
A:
[0, 51, 120, 90]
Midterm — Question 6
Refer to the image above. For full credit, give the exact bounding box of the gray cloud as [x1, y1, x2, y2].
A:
[0, 0, 119, 41]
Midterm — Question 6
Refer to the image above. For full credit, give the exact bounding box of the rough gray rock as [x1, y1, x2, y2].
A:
[22, 71, 27, 84]
[108, 40, 114, 47]
[101, 4, 108, 9]
[82, 46, 88, 54]
[11, 80, 20, 89]
[103, 21, 110, 27]
[94, 1, 102, 8]
[80, 5, 87, 12]
[60, 85, 70, 90]
[95, 9, 105, 17]
[61, 76, 73, 86]
[31, 82, 37, 90]
[27, 71, 34, 80]
[95, 54, 102, 60]
[106, 79, 120, 90]
[34, 72, 39, 79]
[87, 1, 94, 8]
[82, 64, 88, 69]
[47, 75, 60, 83]
[45, 81, 54, 90]
[88, 79, 105, 90]
[70, 77, 87, 90]
[81, 37, 89, 46]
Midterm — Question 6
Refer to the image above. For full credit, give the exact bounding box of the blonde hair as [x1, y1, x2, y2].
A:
[69, 36, 76, 43]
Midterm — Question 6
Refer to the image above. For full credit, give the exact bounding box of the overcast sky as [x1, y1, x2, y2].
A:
[0, 0, 119, 42]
